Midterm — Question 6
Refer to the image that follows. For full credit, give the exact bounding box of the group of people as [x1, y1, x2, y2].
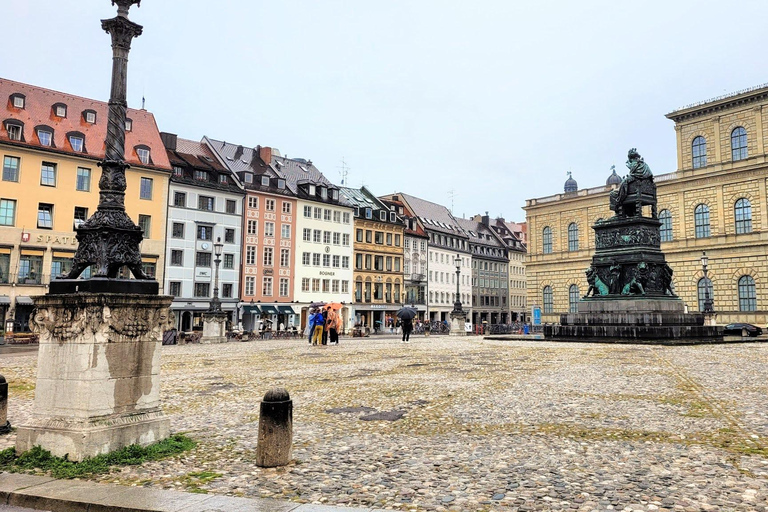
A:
[307, 306, 342, 346]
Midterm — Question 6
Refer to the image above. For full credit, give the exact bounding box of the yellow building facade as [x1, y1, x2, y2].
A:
[0, 79, 171, 331]
[525, 84, 768, 326]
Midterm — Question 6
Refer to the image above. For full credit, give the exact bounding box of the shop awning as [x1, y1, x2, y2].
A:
[243, 305, 261, 314]
[277, 305, 295, 315]
[0, 295, 10, 305]
[260, 305, 279, 315]
[15, 296, 34, 306]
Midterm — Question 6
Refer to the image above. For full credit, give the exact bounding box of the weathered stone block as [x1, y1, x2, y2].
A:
[15, 293, 172, 461]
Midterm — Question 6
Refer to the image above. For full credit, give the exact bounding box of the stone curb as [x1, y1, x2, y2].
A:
[1, 473, 385, 512]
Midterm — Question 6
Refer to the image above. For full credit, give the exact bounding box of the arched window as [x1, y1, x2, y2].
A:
[692, 136, 707, 169]
[542, 226, 552, 254]
[731, 127, 748, 161]
[543, 286, 553, 313]
[738, 276, 757, 311]
[697, 277, 713, 312]
[568, 285, 579, 313]
[734, 198, 752, 234]
[694, 204, 710, 238]
[567, 223, 579, 251]
[659, 209, 673, 242]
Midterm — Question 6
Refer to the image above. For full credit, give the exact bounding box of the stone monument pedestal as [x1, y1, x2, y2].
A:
[449, 309, 467, 337]
[200, 311, 227, 344]
[16, 293, 172, 461]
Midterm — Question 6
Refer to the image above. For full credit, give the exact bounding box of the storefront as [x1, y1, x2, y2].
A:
[352, 304, 401, 333]
[170, 300, 238, 332]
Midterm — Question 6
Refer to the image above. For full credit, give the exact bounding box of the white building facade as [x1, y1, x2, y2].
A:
[162, 135, 244, 332]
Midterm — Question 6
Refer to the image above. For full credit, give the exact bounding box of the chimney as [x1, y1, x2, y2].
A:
[481, 211, 490, 227]
[233, 145, 244, 161]
[159, 132, 177, 151]
[259, 146, 273, 165]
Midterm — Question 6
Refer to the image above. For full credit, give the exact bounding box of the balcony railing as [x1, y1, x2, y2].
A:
[410, 273, 426, 282]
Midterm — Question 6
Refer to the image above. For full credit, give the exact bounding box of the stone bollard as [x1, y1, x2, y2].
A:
[0, 374, 10, 434]
[255, 388, 292, 467]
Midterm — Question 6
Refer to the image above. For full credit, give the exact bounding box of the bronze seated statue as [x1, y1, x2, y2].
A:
[609, 148, 657, 218]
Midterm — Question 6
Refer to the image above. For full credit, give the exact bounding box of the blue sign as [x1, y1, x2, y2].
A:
[532, 306, 541, 326]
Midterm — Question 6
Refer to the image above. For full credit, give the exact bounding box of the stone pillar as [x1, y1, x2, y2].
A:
[15, 293, 172, 461]
[449, 310, 467, 337]
[256, 388, 293, 467]
[200, 311, 227, 344]
[0, 375, 10, 434]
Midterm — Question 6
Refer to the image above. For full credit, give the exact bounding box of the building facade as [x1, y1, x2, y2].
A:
[162, 134, 244, 332]
[341, 187, 405, 331]
[0, 79, 170, 331]
[387, 193, 472, 324]
[273, 154, 354, 330]
[490, 217, 528, 321]
[525, 84, 768, 325]
[379, 194, 429, 320]
[458, 215, 510, 325]
[205, 141, 300, 331]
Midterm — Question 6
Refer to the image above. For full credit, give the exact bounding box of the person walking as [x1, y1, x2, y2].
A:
[401, 317, 413, 343]
[311, 309, 325, 346]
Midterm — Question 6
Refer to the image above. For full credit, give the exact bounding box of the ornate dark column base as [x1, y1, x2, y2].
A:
[49, 278, 158, 295]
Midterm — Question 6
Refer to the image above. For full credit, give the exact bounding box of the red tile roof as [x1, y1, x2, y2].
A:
[0, 77, 171, 171]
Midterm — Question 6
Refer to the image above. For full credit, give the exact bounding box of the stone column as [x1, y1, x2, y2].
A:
[449, 309, 467, 337]
[200, 311, 227, 344]
[16, 294, 172, 461]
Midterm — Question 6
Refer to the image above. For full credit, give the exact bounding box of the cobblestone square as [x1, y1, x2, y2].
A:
[2, 336, 768, 511]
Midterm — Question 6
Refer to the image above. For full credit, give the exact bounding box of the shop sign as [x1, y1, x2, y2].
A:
[32, 232, 78, 246]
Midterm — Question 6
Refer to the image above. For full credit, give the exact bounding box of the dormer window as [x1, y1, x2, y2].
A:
[69, 135, 84, 152]
[172, 166, 183, 177]
[332, 189, 339, 200]
[308, 184, 316, 196]
[125, 118, 132, 131]
[10, 94, 25, 109]
[219, 174, 228, 184]
[244, 173, 253, 183]
[390, 212, 396, 222]
[365, 208, 372, 219]
[194, 170, 208, 181]
[380, 211, 386, 221]
[261, 176, 270, 186]
[54, 104, 67, 117]
[4, 121, 23, 141]
[136, 147, 150, 165]
[37, 129, 53, 146]
[277, 178, 285, 189]
[83, 110, 97, 124]
[320, 187, 328, 199]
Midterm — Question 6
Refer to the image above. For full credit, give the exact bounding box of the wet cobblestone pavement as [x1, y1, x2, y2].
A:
[2, 336, 768, 511]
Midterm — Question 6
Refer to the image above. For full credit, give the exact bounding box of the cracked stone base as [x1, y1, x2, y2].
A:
[16, 293, 173, 461]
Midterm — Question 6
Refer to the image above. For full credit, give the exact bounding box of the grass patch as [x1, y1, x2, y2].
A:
[181, 470, 223, 493]
[0, 433, 196, 479]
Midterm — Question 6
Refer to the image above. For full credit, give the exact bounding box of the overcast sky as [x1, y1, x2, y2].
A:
[4, 1, 768, 222]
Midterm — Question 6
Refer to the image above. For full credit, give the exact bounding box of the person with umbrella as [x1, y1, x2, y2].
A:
[397, 307, 417, 343]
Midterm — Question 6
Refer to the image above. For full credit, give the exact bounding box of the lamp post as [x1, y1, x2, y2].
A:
[700, 251, 714, 314]
[209, 237, 224, 313]
[53, 0, 156, 293]
[449, 254, 466, 336]
[201, 237, 227, 343]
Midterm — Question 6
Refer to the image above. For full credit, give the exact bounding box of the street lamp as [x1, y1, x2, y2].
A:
[453, 253, 463, 314]
[700, 251, 714, 313]
[209, 237, 224, 313]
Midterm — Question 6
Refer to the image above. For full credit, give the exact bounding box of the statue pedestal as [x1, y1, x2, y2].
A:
[200, 311, 227, 344]
[449, 309, 467, 337]
[16, 293, 172, 461]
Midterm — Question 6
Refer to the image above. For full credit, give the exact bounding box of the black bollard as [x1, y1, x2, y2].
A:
[255, 388, 292, 467]
[0, 375, 10, 434]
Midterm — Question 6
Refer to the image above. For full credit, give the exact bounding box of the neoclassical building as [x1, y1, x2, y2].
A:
[525, 84, 768, 325]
